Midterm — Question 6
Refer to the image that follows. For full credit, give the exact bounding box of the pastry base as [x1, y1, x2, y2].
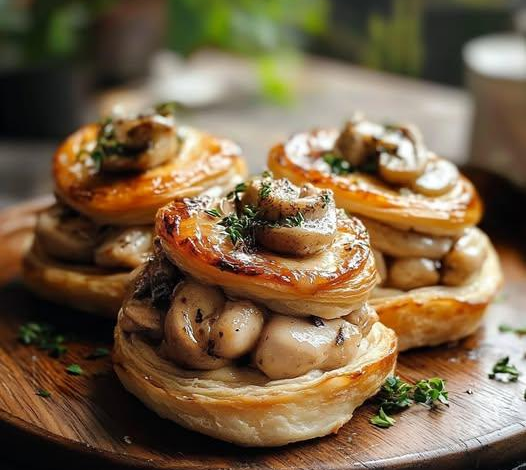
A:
[371, 230, 502, 351]
[113, 321, 397, 447]
[22, 243, 131, 318]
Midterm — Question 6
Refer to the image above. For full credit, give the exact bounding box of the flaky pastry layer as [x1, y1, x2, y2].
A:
[22, 242, 131, 317]
[113, 320, 397, 447]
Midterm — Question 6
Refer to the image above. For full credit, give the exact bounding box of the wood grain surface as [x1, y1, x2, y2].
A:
[1, 179, 526, 470]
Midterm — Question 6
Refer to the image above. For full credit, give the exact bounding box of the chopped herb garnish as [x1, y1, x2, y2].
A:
[370, 407, 396, 428]
[320, 192, 331, 208]
[323, 153, 352, 175]
[66, 364, 83, 376]
[227, 182, 247, 201]
[154, 101, 180, 116]
[498, 324, 526, 335]
[86, 347, 110, 360]
[323, 152, 378, 175]
[204, 208, 222, 218]
[36, 388, 51, 398]
[489, 356, 520, 382]
[18, 322, 68, 358]
[219, 205, 259, 247]
[259, 180, 272, 200]
[371, 376, 449, 429]
[261, 170, 273, 178]
[281, 211, 304, 228]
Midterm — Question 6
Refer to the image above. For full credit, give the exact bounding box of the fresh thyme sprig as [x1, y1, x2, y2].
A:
[280, 211, 305, 228]
[227, 182, 247, 202]
[204, 208, 222, 218]
[489, 356, 520, 382]
[370, 376, 449, 428]
[219, 205, 260, 247]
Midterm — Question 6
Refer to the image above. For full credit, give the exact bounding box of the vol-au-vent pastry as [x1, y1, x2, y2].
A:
[113, 174, 397, 446]
[23, 106, 247, 317]
[268, 116, 502, 351]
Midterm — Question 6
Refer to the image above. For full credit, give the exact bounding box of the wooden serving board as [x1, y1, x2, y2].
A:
[1, 182, 526, 470]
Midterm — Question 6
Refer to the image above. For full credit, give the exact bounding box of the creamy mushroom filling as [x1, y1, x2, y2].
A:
[365, 219, 487, 290]
[121, 250, 377, 380]
[34, 204, 153, 270]
[329, 116, 459, 196]
[217, 175, 338, 256]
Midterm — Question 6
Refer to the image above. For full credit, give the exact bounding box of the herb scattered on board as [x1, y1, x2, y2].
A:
[36, 388, 51, 398]
[370, 407, 396, 428]
[370, 376, 449, 428]
[18, 322, 68, 358]
[86, 347, 110, 360]
[498, 324, 526, 335]
[488, 356, 520, 382]
[66, 364, 83, 376]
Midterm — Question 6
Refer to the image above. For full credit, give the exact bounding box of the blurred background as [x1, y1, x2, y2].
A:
[0, 0, 525, 206]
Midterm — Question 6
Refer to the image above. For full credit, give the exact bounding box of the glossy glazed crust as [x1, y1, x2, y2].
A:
[268, 129, 483, 235]
[156, 199, 378, 318]
[54, 124, 248, 225]
[22, 242, 130, 318]
[371, 230, 502, 351]
[113, 320, 397, 447]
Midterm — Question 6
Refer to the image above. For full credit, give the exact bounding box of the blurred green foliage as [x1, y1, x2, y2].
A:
[0, 0, 114, 68]
[166, 0, 329, 103]
[363, 0, 423, 76]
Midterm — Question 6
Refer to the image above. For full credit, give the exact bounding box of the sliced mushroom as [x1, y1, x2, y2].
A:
[120, 298, 163, 339]
[411, 157, 459, 197]
[163, 281, 264, 370]
[378, 125, 428, 185]
[35, 204, 99, 263]
[335, 119, 381, 166]
[94, 226, 153, 269]
[102, 114, 180, 172]
[208, 300, 265, 359]
[254, 314, 361, 380]
[387, 257, 440, 290]
[241, 177, 337, 256]
[442, 229, 487, 286]
[362, 217, 453, 260]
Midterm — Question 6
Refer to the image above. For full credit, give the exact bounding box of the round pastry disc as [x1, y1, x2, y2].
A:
[0, 195, 525, 470]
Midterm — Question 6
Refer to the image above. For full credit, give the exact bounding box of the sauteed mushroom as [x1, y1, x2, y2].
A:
[100, 114, 180, 172]
[240, 177, 337, 256]
[163, 281, 264, 370]
[377, 125, 428, 185]
[254, 314, 361, 380]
